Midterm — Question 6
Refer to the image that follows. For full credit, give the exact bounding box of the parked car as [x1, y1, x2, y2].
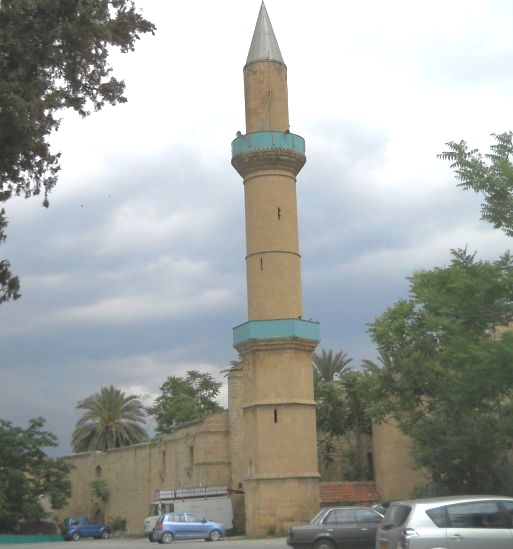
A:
[369, 502, 390, 516]
[375, 495, 513, 549]
[152, 512, 226, 543]
[286, 506, 383, 549]
[61, 516, 111, 541]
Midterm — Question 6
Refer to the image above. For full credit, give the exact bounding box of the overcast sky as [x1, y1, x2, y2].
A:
[2, 0, 513, 456]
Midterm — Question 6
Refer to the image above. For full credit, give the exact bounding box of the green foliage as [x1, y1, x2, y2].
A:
[439, 132, 513, 236]
[368, 248, 513, 494]
[0, 210, 20, 302]
[0, 417, 71, 533]
[72, 385, 148, 452]
[147, 370, 224, 435]
[109, 516, 127, 535]
[0, 0, 155, 301]
[90, 479, 109, 504]
[313, 349, 353, 382]
[0, 260, 20, 303]
[313, 350, 373, 480]
[315, 376, 348, 467]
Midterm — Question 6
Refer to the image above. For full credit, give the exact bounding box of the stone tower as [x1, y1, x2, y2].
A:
[231, 2, 321, 536]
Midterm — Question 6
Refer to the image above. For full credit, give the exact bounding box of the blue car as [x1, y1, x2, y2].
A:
[62, 516, 111, 541]
[153, 512, 225, 543]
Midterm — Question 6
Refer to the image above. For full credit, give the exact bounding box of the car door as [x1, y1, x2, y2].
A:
[184, 512, 206, 539]
[445, 500, 513, 549]
[172, 513, 188, 539]
[354, 509, 383, 548]
[80, 518, 96, 538]
[322, 509, 359, 548]
[499, 500, 513, 544]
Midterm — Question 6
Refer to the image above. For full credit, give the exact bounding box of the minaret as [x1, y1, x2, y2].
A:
[231, 2, 320, 536]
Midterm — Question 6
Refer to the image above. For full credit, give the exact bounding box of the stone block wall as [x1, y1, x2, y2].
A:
[372, 419, 426, 500]
[57, 412, 231, 535]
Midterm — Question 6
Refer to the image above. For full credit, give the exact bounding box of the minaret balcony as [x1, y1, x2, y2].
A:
[232, 131, 305, 156]
[233, 318, 320, 347]
[231, 131, 306, 177]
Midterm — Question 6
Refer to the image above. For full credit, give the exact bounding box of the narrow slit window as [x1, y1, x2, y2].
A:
[274, 409, 278, 423]
[277, 207, 281, 219]
[260, 258, 263, 271]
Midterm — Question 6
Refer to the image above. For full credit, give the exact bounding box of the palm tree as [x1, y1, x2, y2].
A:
[313, 349, 353, 382]
[361, 351, 393, 373]
[72, 385, 148, 453]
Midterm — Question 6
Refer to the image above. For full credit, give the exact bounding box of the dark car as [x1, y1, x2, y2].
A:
[61, 516, 111, 541]
[287, 506, 383, 549]
[368, 502, 390, 516]
[152, 512, 225, 543]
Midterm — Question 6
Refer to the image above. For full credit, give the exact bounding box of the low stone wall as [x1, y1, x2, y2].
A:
[0, 534, 63, 544]
[320, 481, 379, 506]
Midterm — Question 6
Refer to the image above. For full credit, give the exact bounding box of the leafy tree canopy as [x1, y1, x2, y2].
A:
[439, 132, 513, 236]
[72, 385, 148, 452]
[147, 370, 224, 435]
[0, 0, 155, 302]
[0, 417, 71, 533]
[368, 248, 513, 494]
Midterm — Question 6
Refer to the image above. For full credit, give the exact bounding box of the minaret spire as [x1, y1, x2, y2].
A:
[246, 2, 284, 65]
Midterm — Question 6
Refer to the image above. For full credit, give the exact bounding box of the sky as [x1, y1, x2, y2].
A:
[2, 0, 513, 456]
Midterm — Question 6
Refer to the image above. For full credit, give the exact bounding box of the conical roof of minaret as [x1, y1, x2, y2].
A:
[246, 2, 284, 65]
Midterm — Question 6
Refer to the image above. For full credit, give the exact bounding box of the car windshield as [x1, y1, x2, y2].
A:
[310, 509, 328, 524]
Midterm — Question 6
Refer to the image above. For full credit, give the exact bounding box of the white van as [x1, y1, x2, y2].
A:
[143, 486, 233, 540]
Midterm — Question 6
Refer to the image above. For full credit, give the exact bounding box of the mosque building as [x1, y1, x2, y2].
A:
[58, 3, 416, 536]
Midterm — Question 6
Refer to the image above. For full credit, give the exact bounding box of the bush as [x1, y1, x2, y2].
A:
[109, 516, 127, 535]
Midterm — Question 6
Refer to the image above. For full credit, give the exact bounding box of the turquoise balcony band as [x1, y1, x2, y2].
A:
[231, 131, 305, 158]
[233, 318, 320, 346]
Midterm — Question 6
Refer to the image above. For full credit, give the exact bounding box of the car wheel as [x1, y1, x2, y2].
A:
[160, 532, 174, 544]
[71, 532, 80, 541]
[101, 530, 110, 539]
[208, 530, 222, 542]
[313, 539, 334, 549]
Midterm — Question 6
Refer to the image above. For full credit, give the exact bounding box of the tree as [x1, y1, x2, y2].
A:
[339, 371, 373, 479]
[0, 417, 71, 533]
[368, 248, 513, 494]
[313, 349, 353, 382]
[0, 0, 155, 301]
[314, 375, 349, 467]
[147, 370, 224, 435]
[438, 132, 513, 237]
[72, 385, 148, 452]
[312, 349, 373, 479]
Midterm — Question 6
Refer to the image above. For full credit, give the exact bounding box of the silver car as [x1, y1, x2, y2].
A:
[376, 495, 513, 549]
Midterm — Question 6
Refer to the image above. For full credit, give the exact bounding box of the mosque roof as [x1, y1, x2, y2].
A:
[246, 2, 284, 65]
